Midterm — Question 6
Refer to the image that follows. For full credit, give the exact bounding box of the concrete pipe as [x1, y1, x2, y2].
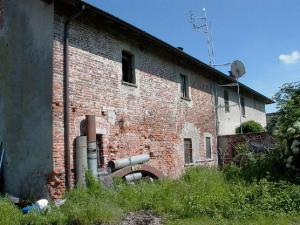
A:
[86, 115, 97, 177]
[124, 173, 143, 183]
[108, 154, 150, 171]
[76, 136, 87, 187]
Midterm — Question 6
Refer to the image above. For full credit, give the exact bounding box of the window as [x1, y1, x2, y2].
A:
[122, 51, 135, 84]
[180, 74, 189, 99]
[184, 139, 193, 164]
[241, 97, 245, 116]
[224, 90, 229, 112]
[205, 136, 212, 159]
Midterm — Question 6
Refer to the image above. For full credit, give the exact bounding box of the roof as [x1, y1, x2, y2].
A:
[56, 0, 274, 104]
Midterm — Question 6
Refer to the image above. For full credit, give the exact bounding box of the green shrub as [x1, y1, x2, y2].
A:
[230, 142, 286, 182]
[223, 163, 241, 182]
[235, 120, 265, 134]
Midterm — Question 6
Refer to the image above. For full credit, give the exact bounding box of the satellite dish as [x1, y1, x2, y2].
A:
[230, 60, 246, 80]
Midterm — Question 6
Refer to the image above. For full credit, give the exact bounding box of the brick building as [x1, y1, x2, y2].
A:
[0, 0, 272, 199]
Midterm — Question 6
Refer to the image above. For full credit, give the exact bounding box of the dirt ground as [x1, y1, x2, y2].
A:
[120, 211, 162, 225]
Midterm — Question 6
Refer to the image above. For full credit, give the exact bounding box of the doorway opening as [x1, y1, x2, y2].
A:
[96, 134, 104, 168]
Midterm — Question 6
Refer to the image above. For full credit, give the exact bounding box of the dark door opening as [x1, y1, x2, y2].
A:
[184, 138, 193, 164]
[96, 134, 104, 168]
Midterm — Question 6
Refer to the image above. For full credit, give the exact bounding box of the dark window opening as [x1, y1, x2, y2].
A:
[205, 137, 212, 159]
[241, 97, 245, 116]
[184, 139, 193, 164]
[96, 134, 104, 168]
[224, 90, 229, 112]
[180, 74, 189, 99]
[122, 51, 135, 84]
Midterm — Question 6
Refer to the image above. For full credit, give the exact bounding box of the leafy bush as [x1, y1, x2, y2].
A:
[235, 120, 265, 134]
[223, 163, 241, 182]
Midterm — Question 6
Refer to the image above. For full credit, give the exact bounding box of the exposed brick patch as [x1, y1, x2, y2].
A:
[47, 169, 65, 200]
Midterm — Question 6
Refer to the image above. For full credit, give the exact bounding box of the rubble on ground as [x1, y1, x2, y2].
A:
[120, 211, 162, 225]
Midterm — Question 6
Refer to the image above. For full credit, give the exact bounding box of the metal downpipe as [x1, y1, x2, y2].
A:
[63, 5, 85, 190]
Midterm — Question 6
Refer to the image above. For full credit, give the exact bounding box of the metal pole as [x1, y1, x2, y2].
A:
[237, 80, 243, 134]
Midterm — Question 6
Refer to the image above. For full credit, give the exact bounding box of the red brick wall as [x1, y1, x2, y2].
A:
[52, 8, 218, 195]
[218, 132, 276, 166]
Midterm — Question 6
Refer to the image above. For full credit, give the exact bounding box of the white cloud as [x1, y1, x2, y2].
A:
[279, 51, 300, 64]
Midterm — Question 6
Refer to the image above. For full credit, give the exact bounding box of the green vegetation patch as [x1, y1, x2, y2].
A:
[1, 167, 299, 225]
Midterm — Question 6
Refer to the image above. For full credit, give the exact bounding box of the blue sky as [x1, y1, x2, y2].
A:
[85, 0, 300, 113]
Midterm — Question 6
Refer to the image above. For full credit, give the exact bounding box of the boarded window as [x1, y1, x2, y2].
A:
[122, 51, 135, 84]
[180, 74, 189, 99]
[241, 97, 245, 116]
[184, 139, 193, 164]
[224, 90, 229, 112]
[206, 137, 212, 159]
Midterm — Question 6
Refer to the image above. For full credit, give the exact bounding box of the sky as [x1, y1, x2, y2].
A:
[85, 0, 300, 113]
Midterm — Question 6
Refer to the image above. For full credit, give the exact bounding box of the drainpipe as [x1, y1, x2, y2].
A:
[213, 82, 219, 136]
[213, 82, 221, 167]
[63, 4, 85, 190]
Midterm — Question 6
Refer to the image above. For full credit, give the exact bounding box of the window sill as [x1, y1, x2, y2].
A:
[122, 81, 137, 88]
[196, 159, 214, 163]
[184, 163, 195, 167]
[181, 97, 191, 101]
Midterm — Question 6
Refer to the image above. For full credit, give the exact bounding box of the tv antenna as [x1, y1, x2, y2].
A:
[189, 8, 215, 66]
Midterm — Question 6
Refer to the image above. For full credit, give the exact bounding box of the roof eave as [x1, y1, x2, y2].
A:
[57, 0, 274, 104]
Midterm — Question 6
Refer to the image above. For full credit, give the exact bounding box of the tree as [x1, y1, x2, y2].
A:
[273, 82, 300, 139]
[273, 81, 300, 182]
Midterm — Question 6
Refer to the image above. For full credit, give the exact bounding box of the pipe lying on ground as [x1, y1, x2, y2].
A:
[108, 154, 150, 171]
[76, 136, 87, 187]
[124, 173, 143, 183]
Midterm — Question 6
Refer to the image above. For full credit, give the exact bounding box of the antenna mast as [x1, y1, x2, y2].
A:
[189, 8, 215, 66]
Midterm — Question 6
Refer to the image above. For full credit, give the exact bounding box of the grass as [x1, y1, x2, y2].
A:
[0, 167, 300, 225]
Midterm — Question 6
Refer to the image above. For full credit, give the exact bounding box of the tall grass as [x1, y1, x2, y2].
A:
[0, 167, 299, 225]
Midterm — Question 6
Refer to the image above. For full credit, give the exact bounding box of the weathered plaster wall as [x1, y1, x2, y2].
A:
[217, 85, 267, 135]
[52, 6, 218, 194]
[0, 0, 53, 198]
